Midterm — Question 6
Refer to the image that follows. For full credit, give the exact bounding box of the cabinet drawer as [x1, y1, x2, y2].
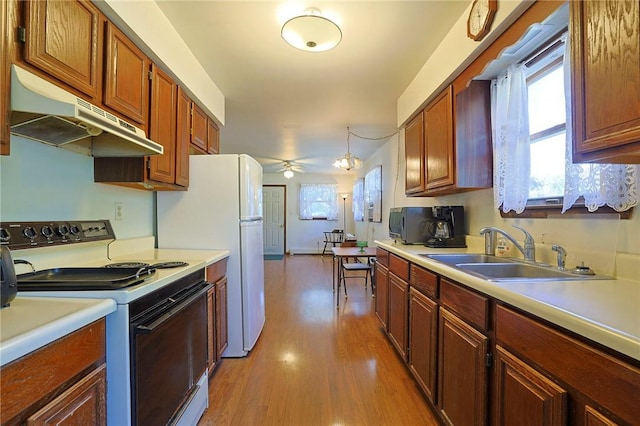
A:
[389, 253, 409, 281]
[376, 247, 389, 267]
[440, 278, 489, 331]
[496, 304, 640, 425]
[410, 264, 438, 299]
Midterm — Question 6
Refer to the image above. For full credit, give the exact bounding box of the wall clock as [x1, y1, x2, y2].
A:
[467, 0, 497, 41]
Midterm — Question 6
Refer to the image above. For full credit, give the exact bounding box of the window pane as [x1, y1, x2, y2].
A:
[527, 65, 565, 135]
[529, 133, 565, 199]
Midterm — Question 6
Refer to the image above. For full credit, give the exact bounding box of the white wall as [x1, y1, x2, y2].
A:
[0, 137, 155, 238]
[263, 172, 355, 254]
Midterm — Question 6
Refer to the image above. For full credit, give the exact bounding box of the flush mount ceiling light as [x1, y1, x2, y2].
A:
[281, 7, 342, 52]
[333, 127, 362, 171]
[283, 161, 295, 179]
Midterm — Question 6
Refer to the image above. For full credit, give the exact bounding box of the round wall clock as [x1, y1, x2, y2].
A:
[467, 0, 497, 41]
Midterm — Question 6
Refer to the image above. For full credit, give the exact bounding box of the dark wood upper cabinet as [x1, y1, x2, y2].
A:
[103, 22, 149, 128]
[207, 118, 220, 154]
[190, 102, 208, 153]
[175, 86, 191, 187]
[405, 111, 425, 194]
[1, 0, 9, 155]
[22, 0, 102, 102]
[148, 64, 177, 184]
[425, 86, 455, 191]
[571, 0, 640, 163]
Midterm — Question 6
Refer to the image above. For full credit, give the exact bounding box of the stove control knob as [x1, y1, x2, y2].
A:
[69, 225, 81, 237]
[23, 226, 37, 240]
[41, 225, 54, 239]
[56, 224, 70, 237]
[0, 228, 10, 243]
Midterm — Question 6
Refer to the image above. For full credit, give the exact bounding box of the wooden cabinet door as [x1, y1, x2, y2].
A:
[405, 111, 425, 194]
[216, 276, 228, 358]
[103, 22, 149, 127]
[1, 0, 9, 155]
[23, 0, 102, 101]
[571, 0, 640, 163]
[191, 102, 208, 152]
[425, 85, 454, 191]
[375, 263, 389, 329]
[409, 288, 438, 403]
[26, 364, 106, 426]
[148, 64, 177, 184]
[584, 405, 620, 426]
[494, 345, 566, 426]
[388, 273, 409, 360]
[207, 285, 217, 375]
[438, 307, 488, 426]
[207, 118, 220, 154]
[175, 87, 191, 187]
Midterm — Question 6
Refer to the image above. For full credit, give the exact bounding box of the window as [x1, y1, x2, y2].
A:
[364, 165, 382, 222]
[526, 43, 566, 205]
[352, 179, 365, 221]
[299, 184, 338, 220]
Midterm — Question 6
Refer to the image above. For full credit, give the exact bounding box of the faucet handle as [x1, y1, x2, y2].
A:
[512, 225, 534, 245]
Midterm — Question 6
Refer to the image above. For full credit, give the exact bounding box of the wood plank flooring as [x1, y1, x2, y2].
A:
[198, 255, 439, 426]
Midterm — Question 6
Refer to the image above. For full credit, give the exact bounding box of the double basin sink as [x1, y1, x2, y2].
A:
[421, 253, 611, 282]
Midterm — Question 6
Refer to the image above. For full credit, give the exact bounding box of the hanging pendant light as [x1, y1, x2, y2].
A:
[281, 8, 342, 52]
[283, 161, 295, 179]
[333, 127, 362, 171]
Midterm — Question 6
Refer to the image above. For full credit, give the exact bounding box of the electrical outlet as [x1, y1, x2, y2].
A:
[115, 202, 123, 221]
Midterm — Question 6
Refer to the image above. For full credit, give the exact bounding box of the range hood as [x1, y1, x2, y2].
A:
[10, 65, 163, 157]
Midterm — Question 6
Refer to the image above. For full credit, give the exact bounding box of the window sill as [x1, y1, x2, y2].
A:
[499, 205, 633, 219]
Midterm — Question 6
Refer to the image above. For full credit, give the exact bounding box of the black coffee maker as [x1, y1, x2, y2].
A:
[425, 206, 466, 248]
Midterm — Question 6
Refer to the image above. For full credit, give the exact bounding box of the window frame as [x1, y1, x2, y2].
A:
[298, 183, 339, 220]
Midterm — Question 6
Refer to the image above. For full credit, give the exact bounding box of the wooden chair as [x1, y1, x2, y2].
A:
[322, 230, 344, 255]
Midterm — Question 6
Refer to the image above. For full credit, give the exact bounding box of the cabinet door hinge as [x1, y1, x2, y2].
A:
[17, 26, 26, 43]
[148, 70, 153, 80]
[486, 352, 493, 368]
[146, 157, 151, 170]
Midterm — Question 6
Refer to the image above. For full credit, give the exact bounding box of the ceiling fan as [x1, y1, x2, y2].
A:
[275, 160, 304, 179]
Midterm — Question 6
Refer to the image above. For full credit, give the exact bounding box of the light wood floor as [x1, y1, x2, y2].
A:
[198, 255, 439, 426]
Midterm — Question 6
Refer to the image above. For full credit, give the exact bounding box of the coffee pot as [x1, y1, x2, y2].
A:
[425, 206, 467, 248]
[0, 246, 18, 308]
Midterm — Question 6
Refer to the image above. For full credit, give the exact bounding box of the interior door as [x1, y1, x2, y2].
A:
[262, 185, 286, 256]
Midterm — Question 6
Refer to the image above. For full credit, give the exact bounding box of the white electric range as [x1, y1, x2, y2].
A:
[1, 220, 229, 426]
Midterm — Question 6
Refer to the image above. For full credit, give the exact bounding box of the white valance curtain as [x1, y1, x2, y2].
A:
[299, 183, 338, 220]
[491, 63, 531, 213]
[490, 39, 638, 214]
[561, 35, 638, 213]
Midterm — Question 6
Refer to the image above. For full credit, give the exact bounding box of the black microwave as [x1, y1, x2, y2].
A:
[388, 207, 433, 244]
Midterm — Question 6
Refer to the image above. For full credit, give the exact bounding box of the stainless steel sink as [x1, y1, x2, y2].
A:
[421, 253, 508, 265]
[421, 253, 611, 282]
[455, 262, 609, 282]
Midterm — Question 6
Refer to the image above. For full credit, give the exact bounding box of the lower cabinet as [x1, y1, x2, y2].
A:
[206, 259, 228, 375]
[388, 272, 409, 360]
[493, 345, 566, 425]
[374, 261, 389, 329]
[438, 307, 488, 426]
[408, 287, 438, 403]
[0, 319, 107, 425]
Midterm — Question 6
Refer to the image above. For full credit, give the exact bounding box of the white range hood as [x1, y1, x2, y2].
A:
[10, 65, 163, 157]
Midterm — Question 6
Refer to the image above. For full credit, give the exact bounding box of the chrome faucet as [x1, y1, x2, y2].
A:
[479, 225, 536, 262]
[551, 245, 567, 270]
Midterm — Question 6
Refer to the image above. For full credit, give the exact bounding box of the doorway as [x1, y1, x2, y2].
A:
[262, 185, 286, 258]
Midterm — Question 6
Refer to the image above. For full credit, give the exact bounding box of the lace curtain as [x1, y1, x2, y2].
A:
[299, 183, 338, 220]
[352, 179, 365, 221]
[491, 64, 531, 213]
[562, 35, 638, 213]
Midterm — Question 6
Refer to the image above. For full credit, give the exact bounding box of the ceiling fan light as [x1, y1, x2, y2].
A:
[283, 169, 294, 179]
[281, 8, 342, 52]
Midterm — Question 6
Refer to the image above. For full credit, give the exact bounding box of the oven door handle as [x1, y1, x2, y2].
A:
[135, 283, 212, 334]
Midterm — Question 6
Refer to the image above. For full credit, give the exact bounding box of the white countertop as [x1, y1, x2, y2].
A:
[0, 297, 116, 366]
[375, 240, 640, 362]
[2, 247, 230, 366]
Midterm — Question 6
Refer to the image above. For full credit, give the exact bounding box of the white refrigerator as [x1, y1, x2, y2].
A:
[157, 154, 265, 357]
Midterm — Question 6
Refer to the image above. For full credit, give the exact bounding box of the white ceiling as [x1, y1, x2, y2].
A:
[155, 1, 471, 175]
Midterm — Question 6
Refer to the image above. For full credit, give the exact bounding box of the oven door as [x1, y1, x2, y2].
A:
[131, 281, 211, 426]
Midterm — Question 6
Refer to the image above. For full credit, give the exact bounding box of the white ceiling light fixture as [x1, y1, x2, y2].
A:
[281, 7, 342, 52]
[283, 161, 295, 179]
[333, 127, 362, 171]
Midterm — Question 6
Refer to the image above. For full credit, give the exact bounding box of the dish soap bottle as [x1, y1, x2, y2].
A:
[495, 237, 512, 257]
